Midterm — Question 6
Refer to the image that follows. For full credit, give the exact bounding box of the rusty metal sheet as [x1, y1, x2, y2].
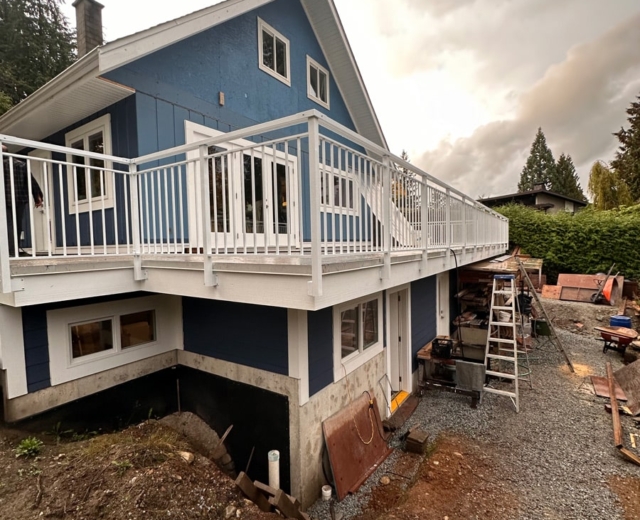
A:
[541, 285, 561, 299]
[322, 394, 392, 500]
[559, 286, 598, 302]
[614, 360, 640, 415]
[590, 376, 627, 401]
[557, 274, 624, 291]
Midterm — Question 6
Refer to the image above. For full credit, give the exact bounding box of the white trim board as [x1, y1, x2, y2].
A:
[47, 295, 183, 385]
[0, 305, 28, 399]
[287, 309, 309, 405]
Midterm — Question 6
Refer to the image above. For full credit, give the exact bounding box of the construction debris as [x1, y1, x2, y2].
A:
[405, 428, 429, 454]
[235, 472, 310, 519]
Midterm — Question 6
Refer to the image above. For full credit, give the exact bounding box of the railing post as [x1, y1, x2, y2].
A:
[381, 155, 391, 280]
[462, 197, 467, 250]
[199, 145, 216, 287]
[420, 181, 428, 272]
[445, 188, 451, 251]
[128, 164, 146, 281]
[0, 146, 11, 293]
[308, 115, 323, 297]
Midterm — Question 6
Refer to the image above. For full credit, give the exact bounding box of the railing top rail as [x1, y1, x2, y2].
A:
[0, 134, 131, 165]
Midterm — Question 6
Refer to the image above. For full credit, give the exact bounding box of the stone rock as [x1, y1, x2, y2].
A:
[225, 506, 236, 519]
[380, 476, 391, 486]
[453, 452, 463, 458]
[178, 451, 195, 464]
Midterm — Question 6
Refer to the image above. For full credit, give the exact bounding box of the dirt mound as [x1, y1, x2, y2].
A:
[0, 420, 278, 520]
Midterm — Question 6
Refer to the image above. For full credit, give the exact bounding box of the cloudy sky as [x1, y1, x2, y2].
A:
[61, 0, 640, 198]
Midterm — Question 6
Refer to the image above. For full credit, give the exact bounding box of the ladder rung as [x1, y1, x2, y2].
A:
[486, 370, 516, 380]
[491, 306, 513, 311]
[489, 321, 516, 327]
[493, 290, 513, 295]
[487, 354, 516, 361]
[484, 387, 517, 398]
[488, 338, 516, 344]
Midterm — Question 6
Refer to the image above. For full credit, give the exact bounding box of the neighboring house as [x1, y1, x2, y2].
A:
[479, 184, 587, 214]
[0, 0, 508, 504]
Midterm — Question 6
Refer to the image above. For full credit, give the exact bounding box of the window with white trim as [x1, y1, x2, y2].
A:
[47, 296, 181, 386]
[258, 18, 290, 86]
[334, 293, 384, 381]
[65, 114, 114, 213]
[307, 56, 330, 108]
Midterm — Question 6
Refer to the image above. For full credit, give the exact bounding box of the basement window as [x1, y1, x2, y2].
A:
[121, 310, 156, 349]
[307, 56, 330, 109]
[333, 293, 383, 381]
[258, 18, 290, 86]
[71, 318, 114, 359]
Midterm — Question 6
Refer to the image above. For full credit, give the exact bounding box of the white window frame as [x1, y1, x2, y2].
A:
[47, 295, 182, 385]
[333, 293, 384, 382]
[320, 163, 360, 216]
[257, 17, 291, 86]
[64, 114, 114, 214]
[306, 56, 330, 109]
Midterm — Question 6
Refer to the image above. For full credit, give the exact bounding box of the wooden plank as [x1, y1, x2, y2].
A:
[618, 297, 627, 316]
[607, 362, 624, 449]
[541, 285, 561, 299]
[235, 472, 272, 512]
[559, 286, 597, 303]
[619, 447, 640, 467]
[270, 489, 306, 520]
[591, 376, 627, 401]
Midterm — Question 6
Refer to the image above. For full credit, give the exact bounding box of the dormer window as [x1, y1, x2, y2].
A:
[307, 56, 330, 109]
[258, 18, 290, 86]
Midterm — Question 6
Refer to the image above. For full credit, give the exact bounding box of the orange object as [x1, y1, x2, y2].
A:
[603, 278, 619, 304]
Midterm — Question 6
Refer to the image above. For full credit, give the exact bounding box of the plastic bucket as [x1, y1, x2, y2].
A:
[610, 315, 632, 328]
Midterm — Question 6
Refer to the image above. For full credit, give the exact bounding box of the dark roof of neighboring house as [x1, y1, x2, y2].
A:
[478, 187, 588, 207]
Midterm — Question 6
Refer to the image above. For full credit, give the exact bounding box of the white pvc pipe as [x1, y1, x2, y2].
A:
[268, 450, 280, 489]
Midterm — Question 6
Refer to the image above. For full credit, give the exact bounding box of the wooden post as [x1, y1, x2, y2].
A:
[308, 116, 322, 297]
[607, 362, 623, 448]
[0, 145, 11, 293]
[199, 145, 215, 287]
[381, 155, 391, 280]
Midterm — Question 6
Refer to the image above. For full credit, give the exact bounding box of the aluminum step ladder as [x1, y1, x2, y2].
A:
[483, 274, 527, 412]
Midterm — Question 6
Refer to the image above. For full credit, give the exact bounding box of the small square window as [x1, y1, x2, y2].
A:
[307, 56, 330, 109]
[121, 310, 156, 349]
[258, 18, 290, 86]
[71, 319, 114, 359]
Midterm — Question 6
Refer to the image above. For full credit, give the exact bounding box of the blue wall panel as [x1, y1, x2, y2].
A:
[182, 298, 288, 375]
[411, 276, 437, 371]
[307, 307, 333, 397]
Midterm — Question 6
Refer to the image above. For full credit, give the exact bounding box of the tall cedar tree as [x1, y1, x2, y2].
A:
[551, 153, 586, 201]
[611, 93, 640, 202]
[588, 161, 633, 210]
[518, 128, 556, 192]
[0, 0, 76, 115]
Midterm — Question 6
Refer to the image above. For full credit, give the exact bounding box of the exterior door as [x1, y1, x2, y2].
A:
[28, 149, 55, 254]
[388, 287, 410, 393]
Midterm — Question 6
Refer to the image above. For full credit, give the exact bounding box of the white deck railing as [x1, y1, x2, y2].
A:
[0, 110, 508, 295]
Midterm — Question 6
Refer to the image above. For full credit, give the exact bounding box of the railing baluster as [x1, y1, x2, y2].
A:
[171, 166, 177, 254]
[178, 164, 185, 254]
[57, 165, 67, 256]
[250, 148, 257, 254]
[0, 148, 11, 293]
[163, 167, 170, 254]
[285, 141, 292, 255]
[26, 159, 36, 257]
[113, 170, 120, 255]
[8, 160, 17, 258]
[100, 170, 107, 255]
[43, 162, 52, 256]
[296, 137, 303, 253]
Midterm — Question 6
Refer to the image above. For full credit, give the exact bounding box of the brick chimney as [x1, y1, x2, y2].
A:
[73, 0, 104, 57]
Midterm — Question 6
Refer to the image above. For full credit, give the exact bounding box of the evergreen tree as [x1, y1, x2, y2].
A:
[551, 153, 586, 201]
[587, 161, 633, 210]
[611, 93, 640, 202]
[0, 0, 76, 115]
[518, 128, 556, 192]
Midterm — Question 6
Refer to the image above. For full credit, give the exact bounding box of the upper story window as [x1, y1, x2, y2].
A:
[65, 114, 114, 213]
[307, 56, 330, 109]
[258, 18, 291, 86]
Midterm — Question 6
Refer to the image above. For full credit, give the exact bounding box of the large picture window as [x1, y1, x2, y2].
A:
[65, 114, 114, 213]
[334, 293, 383, 381]
[258, 18, 290, 86]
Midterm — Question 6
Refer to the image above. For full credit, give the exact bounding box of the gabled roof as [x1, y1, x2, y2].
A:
[478, 187, 588, 207]
[0, 0, 387, 149]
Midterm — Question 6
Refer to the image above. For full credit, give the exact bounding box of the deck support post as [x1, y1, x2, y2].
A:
[420, 180, 428, 272]
[308, 116, 323, 297]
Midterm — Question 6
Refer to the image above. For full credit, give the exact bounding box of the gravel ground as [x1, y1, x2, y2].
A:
[310, 325, 640, 520]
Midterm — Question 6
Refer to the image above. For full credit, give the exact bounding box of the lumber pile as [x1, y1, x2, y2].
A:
[606, 363, 640, 467]
[235, 472, 310, 520]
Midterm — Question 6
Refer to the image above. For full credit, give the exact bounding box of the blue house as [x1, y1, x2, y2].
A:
[0, 0, 508, 504]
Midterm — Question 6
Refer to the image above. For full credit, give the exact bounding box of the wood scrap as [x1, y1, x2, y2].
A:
[618, 297, 627, 316]
[619, 447, 640, 467]
[631, 433, 637, 449]
[607, 362, 623, 449]
[269, 489, 309, 520]
[234, 472, 271, 512]
[541, 285, 561, 299]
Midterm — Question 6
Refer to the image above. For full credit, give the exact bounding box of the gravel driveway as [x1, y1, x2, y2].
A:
[311, 327, 640, 520]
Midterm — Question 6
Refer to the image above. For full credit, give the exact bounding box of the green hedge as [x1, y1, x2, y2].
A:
[495, 204, 640, 282]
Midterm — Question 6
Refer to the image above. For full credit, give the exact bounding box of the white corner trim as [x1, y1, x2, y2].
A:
[47, 295, 182, 386]
[287, 309, 309, 405]
[332, 292, 384, 382]
[0, 306, 28, 398]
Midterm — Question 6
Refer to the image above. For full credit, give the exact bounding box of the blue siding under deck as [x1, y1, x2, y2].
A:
[307, 307, 333, 397]
[411, 276, 437, 371]
[182, 298, 288, 375]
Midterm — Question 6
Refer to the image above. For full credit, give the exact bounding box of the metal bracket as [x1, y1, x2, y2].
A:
[11, 278, 24, 292]
[133, 256, 148, 281]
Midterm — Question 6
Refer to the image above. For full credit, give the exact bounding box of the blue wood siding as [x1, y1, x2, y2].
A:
[182, 298, 288, 375]
[21, 293, 149, 393]
[307, 307, 333, 396]
[411, 276, 437, 371]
